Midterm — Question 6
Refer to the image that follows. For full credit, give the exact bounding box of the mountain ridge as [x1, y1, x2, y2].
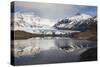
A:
[54, 13, 97, 31]
[11, 12, 52, 33]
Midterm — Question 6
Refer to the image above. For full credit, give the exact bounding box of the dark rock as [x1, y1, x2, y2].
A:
[80, 47, 97, 61]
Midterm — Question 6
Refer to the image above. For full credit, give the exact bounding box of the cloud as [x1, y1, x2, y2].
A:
[14, 1, 97, 22]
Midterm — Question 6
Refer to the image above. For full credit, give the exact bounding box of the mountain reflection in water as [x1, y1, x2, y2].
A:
[13, 37, 96, 65]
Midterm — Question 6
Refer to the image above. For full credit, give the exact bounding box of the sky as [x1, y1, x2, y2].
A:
[11, 1, 97, 26]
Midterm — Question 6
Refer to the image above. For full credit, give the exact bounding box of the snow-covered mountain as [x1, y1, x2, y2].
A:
[54, 13, 97, 31]
[11, 12, 52, 33]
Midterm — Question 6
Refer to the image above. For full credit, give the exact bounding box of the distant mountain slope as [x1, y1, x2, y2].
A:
[11, 12, 52, 33]
[54, 13, 97, 31]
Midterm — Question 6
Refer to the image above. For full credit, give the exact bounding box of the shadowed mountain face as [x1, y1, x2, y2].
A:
[11, 13, 97, 40]
[54, 14, 97, 31]
[11, 13, 97, 33]
[11, 2, 97, 65]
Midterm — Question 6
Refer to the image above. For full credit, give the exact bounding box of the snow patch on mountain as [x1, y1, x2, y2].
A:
[11, 12, 54, 33]
[54, 13, 97, 31]
[66, 14, 92, 21]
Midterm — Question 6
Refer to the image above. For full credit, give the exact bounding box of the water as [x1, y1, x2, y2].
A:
[13, 37, 97, 65]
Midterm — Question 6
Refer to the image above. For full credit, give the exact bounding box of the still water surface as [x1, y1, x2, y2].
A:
[13, 37, 96, 65]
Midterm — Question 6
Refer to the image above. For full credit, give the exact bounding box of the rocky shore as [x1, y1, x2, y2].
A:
[80, 47, 97, 61]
